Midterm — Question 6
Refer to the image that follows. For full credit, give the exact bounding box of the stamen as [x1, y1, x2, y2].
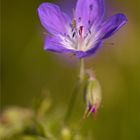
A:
[43, 32, 47, 35]
[104, 43, 114, 45]
[72, 19, 76, 29]
[71, 8, 77, 29]
[104, 43, 114, 47]
[79, 26, 83, 38]
[72, 32, 76, 38]
[68, 53, 76, 58]
[88, 29, 91, 34]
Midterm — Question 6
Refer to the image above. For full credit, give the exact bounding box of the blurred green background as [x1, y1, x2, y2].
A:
[1, 0, 140, 140]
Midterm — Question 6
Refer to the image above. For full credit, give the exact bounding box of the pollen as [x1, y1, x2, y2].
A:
[72, 18, 76, 29]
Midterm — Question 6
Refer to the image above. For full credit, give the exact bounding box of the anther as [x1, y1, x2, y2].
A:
[79, 26, 83, 37]
[88, 29, 91, 34]
[72, 8, 77, 29]
[72, 32, 76, 38]
[103, 42, 114, 47]
[72, 19, 76, 29]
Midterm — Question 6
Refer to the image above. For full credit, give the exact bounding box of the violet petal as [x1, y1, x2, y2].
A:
[44, 36, 74, 53]
[76, 41, 102, 58]
[100, 13, 128, 39]
[37, 3, 70, 34]
[75, 0, 105, 28]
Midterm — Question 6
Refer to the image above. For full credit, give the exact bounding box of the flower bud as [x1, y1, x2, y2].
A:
[84, 75, 102, 118]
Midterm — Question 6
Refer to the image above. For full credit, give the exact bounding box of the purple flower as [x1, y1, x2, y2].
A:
[37, 0, 127, 58]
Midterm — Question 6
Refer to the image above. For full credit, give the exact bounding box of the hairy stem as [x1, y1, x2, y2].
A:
[79, 58, 85, 82]
[64, 58, 85, 123]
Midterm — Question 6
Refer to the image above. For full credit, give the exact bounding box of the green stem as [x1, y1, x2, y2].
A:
[79, 58, 85, 83]
[64, 58, 85, 123]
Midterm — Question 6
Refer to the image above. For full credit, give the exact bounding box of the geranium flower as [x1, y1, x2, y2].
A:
[37, 0, 127, 58]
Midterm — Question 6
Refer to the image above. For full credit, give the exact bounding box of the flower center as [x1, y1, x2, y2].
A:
[59, 17, 98, 52]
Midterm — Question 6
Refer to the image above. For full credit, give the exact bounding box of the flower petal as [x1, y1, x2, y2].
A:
[76, 41, 102, 58]
[75, 0, 104, 28]
[99, 13, 128, 39]
[37, 3, 70, 34]
[44, 36, 74, 53]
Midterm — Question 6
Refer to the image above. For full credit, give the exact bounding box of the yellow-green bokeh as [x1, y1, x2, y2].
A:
[1, 0, 140, 140]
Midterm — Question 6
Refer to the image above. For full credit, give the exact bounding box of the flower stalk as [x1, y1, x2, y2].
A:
[79, 58, 85, 83]
[64, 58, 85, 123]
